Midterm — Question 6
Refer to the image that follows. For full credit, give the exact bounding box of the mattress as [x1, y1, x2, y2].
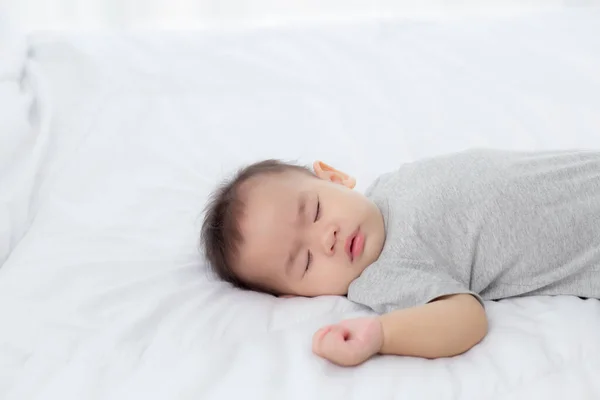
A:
[2, 7, 600, 400]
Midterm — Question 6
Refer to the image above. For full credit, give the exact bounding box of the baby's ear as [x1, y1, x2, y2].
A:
[313, 161, 356, 189]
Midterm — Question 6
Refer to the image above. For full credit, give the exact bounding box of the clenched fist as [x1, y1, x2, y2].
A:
[312, 317, 383, 366]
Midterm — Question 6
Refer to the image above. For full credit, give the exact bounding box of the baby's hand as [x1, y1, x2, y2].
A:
[312, 317, 383, 367]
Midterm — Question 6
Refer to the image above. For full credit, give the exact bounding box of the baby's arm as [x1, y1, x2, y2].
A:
[312, 294, 487, 366]
[379, 294, 487, 358]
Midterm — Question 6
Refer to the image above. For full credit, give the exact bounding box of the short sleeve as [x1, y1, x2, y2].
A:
[355, 168, 485, 314]
[347, 260, 484, 314]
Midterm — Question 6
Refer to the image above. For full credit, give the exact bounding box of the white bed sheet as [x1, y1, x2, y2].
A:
[0, 18, 34, 265]
[2, 8, 600, 400]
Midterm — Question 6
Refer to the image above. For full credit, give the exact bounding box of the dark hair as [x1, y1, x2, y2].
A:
[200, 160, 312, 294]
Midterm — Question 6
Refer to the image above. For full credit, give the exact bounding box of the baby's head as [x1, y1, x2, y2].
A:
[201, 160, 385, 297]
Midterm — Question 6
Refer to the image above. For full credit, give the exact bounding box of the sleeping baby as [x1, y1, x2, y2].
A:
[200, 149, 600, 366]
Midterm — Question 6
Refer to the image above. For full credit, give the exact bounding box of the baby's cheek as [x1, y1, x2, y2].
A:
[316, 268, 352, 295]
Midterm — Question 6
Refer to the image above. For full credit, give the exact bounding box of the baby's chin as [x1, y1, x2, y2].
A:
[293, 286, 349, 298]
[282, 276, 356, 298]
[317, 284, 353, 297]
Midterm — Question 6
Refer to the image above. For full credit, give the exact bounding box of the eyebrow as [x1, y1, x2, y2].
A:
[285, 193, 307, 276]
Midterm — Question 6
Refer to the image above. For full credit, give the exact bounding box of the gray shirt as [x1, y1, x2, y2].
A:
[347, 149, 600, 314]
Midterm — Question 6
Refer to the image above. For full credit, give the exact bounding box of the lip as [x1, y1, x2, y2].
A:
[344, 229, 365, 262]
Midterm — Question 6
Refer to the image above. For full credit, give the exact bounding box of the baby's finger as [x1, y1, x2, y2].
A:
[313, 325, 344, 356]
[318, 328, 353, 364]
[312, 326, 333, 354]
[313, 326, 333, 343]
[322, 328, 368, 366]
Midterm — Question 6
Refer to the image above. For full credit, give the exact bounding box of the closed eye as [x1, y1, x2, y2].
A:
[314, 197, 320, 222]
[305, 250, 312, 274]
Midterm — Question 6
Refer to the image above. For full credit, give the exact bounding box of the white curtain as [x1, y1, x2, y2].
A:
[1, 0, 597, 31]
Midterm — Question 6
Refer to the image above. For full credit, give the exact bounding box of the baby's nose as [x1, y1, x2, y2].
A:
[322, 226, 338, 256]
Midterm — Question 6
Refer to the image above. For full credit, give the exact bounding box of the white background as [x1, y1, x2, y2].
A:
[1, 0, 599, 31]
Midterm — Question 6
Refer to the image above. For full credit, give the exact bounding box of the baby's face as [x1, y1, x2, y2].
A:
[236, 169, 385, 297]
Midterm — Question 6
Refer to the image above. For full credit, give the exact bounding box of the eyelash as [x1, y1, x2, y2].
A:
[305, 251, 313, 272]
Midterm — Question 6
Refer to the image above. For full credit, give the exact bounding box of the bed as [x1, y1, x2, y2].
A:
[2, 7, 600, 400]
